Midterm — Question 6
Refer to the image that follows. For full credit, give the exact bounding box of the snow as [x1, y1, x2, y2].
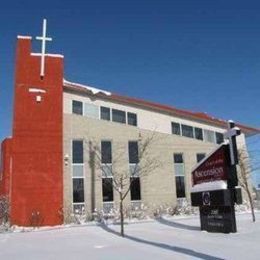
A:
[28, 88, 46, 93]
[30, 53, 64, 58]
[17, 35, 32, 39]
[63, 79, 112, 96]
[0, 213, 259, 259]
[191, 180, 227, 193]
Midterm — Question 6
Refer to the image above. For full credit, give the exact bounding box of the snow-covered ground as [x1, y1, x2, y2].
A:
[0, 213, 259, 260]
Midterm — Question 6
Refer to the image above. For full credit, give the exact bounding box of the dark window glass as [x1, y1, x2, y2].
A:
[127, 112, 137, 126]
[181, 124, 194, 138]
[216, 132, 224, 144]
[130, 177, 141, 200]
[129, 141, 139, 163]
[195, 128, 203, 140]
[72, 100, 83, 115]
[176, 176, 185, 198]
[73, 179, 85, 203]
[101, 141, 112, 164]
[196, 153, 206, 163]
[171, 122, 181, 135]
[72, 140, 83, 164]
[112, 109, 126, 123]
[174, 153, 183, 163]
[100, 106, 110, 121]
[102, 178, 114, 202]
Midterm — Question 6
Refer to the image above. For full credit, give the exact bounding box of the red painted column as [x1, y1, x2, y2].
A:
[9, 36, 64, 226]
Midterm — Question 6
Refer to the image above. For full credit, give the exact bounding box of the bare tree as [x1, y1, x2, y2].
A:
[90, 132, 161, 237]
[238, 148, 258, 222]
[0, 195, 9, 225]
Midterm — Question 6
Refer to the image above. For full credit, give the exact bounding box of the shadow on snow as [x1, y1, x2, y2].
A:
[156, 216, 201, 231]
[99, 223, 223, 260]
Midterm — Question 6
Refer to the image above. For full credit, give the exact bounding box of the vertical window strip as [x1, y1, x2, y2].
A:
[72, 140, 85, 213]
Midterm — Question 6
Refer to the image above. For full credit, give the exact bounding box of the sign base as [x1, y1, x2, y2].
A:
[199, 205, 237, 233]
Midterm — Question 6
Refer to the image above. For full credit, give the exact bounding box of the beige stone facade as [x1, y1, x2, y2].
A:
[63, 89, 248, 218]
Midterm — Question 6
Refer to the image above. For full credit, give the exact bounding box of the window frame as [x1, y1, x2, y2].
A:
[72, 100, 83, 116]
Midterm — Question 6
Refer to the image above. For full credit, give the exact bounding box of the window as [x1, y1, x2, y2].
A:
[181, 124, 194, 138]
[127, 112, 137, 126]
[130, 177, 141, 201]
[128, 141, 139, 164]
[101, 141, 112, 164]
[73, 179, 85, 203]
[204, 130, 215, 143]
[171, 122, 181, 135]
[72, 140, 85, 212]
[72, 140, 84, 164]
[112, 109, 126, 123]
[195, 127, 203, 140]
[100, 106, 110, 121]
[102, 178, 114, 202]
[196, 153, 206, 163]
[174, 153, 185, 198]
[215, 132, 224, 144]
[174, 153, 184, 164]
[72, 100, 83, 115]
[84, 103, 99, 119]
[175, 176, 185, 198]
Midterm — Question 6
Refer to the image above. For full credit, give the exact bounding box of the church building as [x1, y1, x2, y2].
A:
[0, 24, 259, 226]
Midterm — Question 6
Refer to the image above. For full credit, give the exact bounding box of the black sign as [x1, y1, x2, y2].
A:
[200, 206, 237, 233]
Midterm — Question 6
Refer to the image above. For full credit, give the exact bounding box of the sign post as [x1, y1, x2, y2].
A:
[191, 121, 242, 233]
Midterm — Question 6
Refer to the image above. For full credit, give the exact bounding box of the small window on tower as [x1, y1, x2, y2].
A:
[72, 100, 83, 115]
[171, 122, 181, 135]
[215, 132, 224, 144]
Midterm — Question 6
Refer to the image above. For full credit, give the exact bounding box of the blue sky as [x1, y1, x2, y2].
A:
[0, 1, 259, 183]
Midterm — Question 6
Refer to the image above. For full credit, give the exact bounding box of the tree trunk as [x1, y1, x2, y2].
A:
[246, 186, 256, 222]
[120, 194, 124, 237]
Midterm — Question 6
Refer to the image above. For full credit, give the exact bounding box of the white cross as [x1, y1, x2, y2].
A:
[224, 120, 241, 165]
[36, 19, 52, 77]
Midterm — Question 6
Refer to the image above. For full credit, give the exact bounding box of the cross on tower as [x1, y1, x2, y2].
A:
[224, 120, 241, 166]
[36, 19, 52, 77]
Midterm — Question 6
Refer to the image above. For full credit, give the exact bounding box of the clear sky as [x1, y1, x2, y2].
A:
[0, 1, 259, 183]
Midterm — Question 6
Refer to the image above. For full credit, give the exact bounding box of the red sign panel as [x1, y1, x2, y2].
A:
[192, 144, 229, 185]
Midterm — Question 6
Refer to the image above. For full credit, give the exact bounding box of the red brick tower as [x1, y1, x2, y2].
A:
[3, 35, 64, 226]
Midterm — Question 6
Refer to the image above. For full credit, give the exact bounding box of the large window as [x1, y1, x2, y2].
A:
[101, 141, 114, 203]
[172, 122, 181, 135]
[101, 141, 112, 164]
[174, 153, 185, 198]
[72, 140, 84, 164]
[112, 109, 126, 123]
[128, 141, 139, 164]
[72, 140, 85, 212]
[130, 177, 141, 201]
[100, 106, 110, 121]
[181, 124, 194, 138]
[215, 132, 224, 144]
[102, 178, 114, 202]
[72, 100, 83, 115]
[129, 141, 141, 201]
[73, 179, 84, 203]
[195, 127, 203, 140]
[127, 112, 137, 126]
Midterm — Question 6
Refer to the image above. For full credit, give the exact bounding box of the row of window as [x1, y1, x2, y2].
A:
[72, 140, 207, 205]
[72, 100, 138, 126]
[72, 140, 141, 206]
[171, 122, 224, 144]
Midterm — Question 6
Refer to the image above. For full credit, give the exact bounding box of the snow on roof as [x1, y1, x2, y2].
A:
[31, 53, 64, 58]
[63, 79, 111, 96]
[17, 35, 32, 39]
